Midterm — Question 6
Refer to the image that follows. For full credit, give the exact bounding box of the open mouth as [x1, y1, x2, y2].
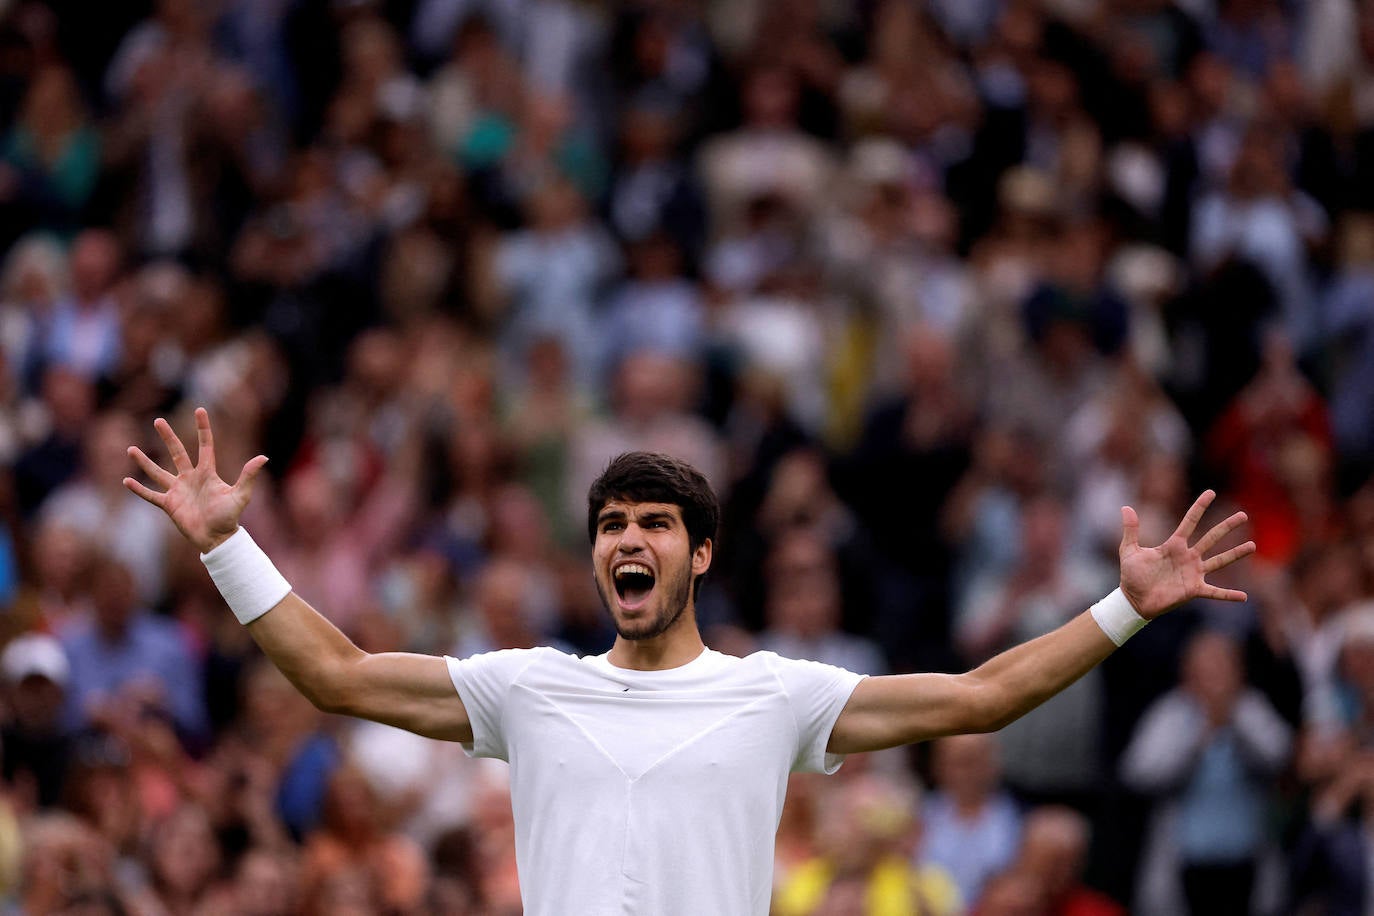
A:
[613, 563, 656, 609]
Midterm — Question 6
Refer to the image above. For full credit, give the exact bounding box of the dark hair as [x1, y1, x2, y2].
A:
[587, 452, 719, 552]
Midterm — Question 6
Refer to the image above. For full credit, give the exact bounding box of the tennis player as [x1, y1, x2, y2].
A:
[126, 408, 1255, 916]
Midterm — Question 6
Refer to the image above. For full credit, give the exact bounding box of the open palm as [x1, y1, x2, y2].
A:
[123, 408, 268, 554]
[1119, 490, 1255, 620]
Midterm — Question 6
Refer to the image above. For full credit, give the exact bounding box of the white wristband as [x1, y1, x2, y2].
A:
[1090, 588, 1148, 646]
[200, 527, 292, 625]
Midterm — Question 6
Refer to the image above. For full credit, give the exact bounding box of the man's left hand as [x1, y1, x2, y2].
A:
[1120, 490, 1255, 619]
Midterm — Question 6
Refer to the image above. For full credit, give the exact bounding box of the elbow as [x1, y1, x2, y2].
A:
[961, 679, 1018, 734]
[977, 707, 1021, 734]
[291, 660, 357, 716]
[307, 686, 350, 716]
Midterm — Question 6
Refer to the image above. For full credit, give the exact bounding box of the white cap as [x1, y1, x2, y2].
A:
[1, 634, 70, 687]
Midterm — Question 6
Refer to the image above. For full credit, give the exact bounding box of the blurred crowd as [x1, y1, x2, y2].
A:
[0, 0, 1372, 912]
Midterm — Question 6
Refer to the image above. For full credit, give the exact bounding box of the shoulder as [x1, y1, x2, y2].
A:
[448, 645, 573, 675]
[748, 649, 860, 678]
[745, 650, 866, 702]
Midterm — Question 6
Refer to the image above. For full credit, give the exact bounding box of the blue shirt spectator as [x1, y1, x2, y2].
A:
[918, 733, 1023, 906]
[59, 554, 206, 740]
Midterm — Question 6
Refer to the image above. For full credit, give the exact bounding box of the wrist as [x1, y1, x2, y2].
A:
[201, 528, 239, 554]
[1090, 588, 1149, 647]
[201, 528, 291, 625]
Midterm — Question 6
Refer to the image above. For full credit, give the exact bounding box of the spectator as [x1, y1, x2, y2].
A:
[698, 65, 834, 237]
[228, 660, 339, 842]
[219, 846, 304, 916]
[15, 813, 125, 915]
[1190, 128, 1327, 351]
[0, 632, 72, 808]
[245, 428, 420, 634]
[775, 773, 964, 916]
[1321, 214, 1374, 480]
[0, 233, 67, 400]
[39, 228, 121, 383]
[301, 764, 431, 915]
[145, 801, 223, 912]
[0, 64, 100, 241]
[59, 729, 143, 877]
[1014, 805, 1124, 916]
[58, 552, 207, 739]
[759, 529, 886, 675]
[39, 409, 171, 606]
[1289, 738, 1374, 916]
[501, 334, 593, 543]
[957, 494, 1115, 802]
[606, 104, 707, 258]
[10, 516, 93, 636]
[920, 734, 1023, 908]
[452, 555, 570, 657]
[1324, 610, 1374, 747]
[484, 177, 621, 388]
[1204, 332, 1334, 565]
[566, 348, 724, 527]
[974, 869, 1049, 916]
[1121, 629, 1293, 916]
[601, 232, 706, 371]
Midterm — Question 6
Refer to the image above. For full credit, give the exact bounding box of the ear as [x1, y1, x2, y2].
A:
[692, 537, 713, 576]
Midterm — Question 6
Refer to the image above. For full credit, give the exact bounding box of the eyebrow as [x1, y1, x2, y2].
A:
[596, 509, 677, 525]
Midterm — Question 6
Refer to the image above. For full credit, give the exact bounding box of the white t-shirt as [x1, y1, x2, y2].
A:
[445, 646, 865, 916]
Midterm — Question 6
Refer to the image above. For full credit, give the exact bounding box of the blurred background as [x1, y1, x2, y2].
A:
[0, 0, 1370, 912]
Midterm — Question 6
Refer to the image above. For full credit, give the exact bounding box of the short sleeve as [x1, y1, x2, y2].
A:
[444, 649, 544, 760]
[765, 654, 866, 774]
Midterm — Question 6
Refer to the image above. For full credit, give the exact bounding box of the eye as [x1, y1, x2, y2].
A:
[601, 521, 624, 533]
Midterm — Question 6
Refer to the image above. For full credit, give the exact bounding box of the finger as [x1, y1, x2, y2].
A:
[1203, 540, 1257, 573]
[1119, 505, 1140, 558]
[123, 476, 167, 509]
[154, 417, 193, 473]
[194, 407, 216, 474]
[1200, 583, 1248, 603]
[128, 446, 176, 488]
[232, 454, 269, 501]
[1172, 489, 1216, 542]
[1194, 510, 1248, 555]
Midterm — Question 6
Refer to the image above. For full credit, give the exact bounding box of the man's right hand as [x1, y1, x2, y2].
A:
[124, 407, 268, 553]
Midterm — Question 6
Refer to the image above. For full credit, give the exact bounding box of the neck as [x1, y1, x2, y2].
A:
[97, 619, 130, 642]
[952, 795, 988, 819]
[607, 609, 706, 671]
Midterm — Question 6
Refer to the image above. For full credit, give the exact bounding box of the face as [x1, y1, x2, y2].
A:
[933, 733, 999, 801]
[592, 501, 710, 642]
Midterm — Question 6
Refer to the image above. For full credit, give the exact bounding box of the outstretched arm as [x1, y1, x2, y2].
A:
[125, 409, 472, 743]
[827, 491, 1254, 754]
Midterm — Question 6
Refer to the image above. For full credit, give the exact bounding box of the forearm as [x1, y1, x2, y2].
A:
[242, 592, 468, 739]
[204, 529, 469, 739]
[964, 611, 1116, 731]
[244, 592, 366, 712]
[129, 411, 471, 740]
[830, 606, 1119, 752]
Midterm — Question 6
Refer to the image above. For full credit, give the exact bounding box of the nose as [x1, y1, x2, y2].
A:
[616, 522, 647, 552]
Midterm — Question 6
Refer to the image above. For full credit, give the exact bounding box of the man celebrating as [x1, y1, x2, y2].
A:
[125, 409, 1255, 916]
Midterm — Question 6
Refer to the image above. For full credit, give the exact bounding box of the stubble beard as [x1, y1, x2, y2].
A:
[596, 564, 694, 641]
